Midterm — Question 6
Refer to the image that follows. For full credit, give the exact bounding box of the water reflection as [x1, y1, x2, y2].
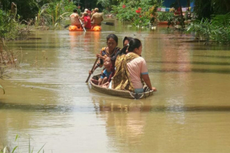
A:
[1, 101, 230, 112]
[90, 97, 230, 152]
[69, 31, 101, 53]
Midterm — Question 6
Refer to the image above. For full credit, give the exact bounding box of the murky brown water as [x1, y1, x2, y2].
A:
[1, 23, 230, 153]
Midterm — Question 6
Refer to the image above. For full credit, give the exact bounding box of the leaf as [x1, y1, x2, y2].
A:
[15, 134, 19, 141]
[11, 146, 18, 153]
[37, 143, 46, 153]
[0, 85, 5, 94]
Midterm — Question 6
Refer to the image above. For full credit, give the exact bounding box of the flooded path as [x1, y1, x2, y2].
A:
[0, 24, 230, 153]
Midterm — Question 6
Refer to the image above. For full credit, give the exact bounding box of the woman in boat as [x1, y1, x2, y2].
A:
[112, 38, 156, 93]
[107, 36, 133, 83]
[89, 34, 120, 79]
[123, 36, 132, 48]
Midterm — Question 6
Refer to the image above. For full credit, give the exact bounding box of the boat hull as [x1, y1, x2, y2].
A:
[90, 74, 154, 99]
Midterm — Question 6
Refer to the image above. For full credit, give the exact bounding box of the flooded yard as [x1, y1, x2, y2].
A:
[0, 23, 230, 153]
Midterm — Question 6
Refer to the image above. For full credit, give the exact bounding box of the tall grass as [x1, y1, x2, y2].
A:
[0, 135, 45, 153]
[35, 0, 76, 29]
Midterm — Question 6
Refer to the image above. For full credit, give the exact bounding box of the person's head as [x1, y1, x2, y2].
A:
[123, 36, 132, 47]
[94, 8, 99, 12]
[127, 38, 142, 56]
[103, 56, 112, 70]
[73, 9, 78, 13]
[106, 34, 118, 52]
[119, 36, 133, 55]
[83, 12, 88, 16]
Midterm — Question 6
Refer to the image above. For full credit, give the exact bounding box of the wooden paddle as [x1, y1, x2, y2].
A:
[85, 57, 99, 83]
[103, 22, 114, 26]
[79, 18, 86, 32]
[64, 24, 70, 28]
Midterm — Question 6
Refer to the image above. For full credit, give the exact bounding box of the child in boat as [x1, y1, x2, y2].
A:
[98, 57, 112, 86]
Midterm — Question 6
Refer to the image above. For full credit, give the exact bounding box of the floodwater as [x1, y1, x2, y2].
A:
[0, 23, 230, 153]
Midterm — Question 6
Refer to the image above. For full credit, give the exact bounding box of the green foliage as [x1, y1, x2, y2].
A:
[186, 13, 230, 43]
[193, 0, 230, 20]
[132, 16, 151, 27]
[210, 13, 230, 43]
[111, 0, 159, 27]
[0, 9, 29, 40]
[0, 9, 17, 39]
[97, 0, 123, 11]
[0, 85, 5, 94]
[157, 12, 174, 21]
[97, 0, 111, 10]
[35, 0, 76, 29]
[111, 3, 137, 21]
[0, 135, 46, 153]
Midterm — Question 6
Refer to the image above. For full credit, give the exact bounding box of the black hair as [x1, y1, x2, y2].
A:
[122, 36, 132, 47]
[106, 34, 118, 44]
[127, 38, 142, 52]
[73, 9, 78, 13]
[116, 36, 133, 55]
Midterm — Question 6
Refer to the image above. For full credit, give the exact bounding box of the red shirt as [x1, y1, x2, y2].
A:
[83, 16, 91, 29]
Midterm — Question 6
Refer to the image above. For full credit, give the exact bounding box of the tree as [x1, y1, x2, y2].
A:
[193, 0, 230, 20]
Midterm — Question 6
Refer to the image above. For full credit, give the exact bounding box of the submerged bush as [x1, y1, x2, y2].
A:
[0, 9, 31, 40]
[186, 13, 230, 43]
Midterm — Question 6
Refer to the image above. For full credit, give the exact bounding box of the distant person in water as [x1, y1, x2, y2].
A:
[70, 9, 81, 27]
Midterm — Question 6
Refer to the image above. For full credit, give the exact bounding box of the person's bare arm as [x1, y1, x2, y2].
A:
[142, 74, 156, 91]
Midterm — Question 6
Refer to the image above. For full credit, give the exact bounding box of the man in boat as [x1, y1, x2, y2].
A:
[91, 8, 103, 26]
[70, 9, 81, 27]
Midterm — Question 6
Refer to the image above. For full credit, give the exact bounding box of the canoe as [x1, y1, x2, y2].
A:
[69, 25, 101, 31]
[90, 74, 154, 99]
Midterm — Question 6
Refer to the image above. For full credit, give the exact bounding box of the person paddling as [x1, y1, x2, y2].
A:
[89, 34, 120, 82]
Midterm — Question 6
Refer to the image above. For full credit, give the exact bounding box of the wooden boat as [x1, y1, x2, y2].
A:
[90, 74, 154, 99]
